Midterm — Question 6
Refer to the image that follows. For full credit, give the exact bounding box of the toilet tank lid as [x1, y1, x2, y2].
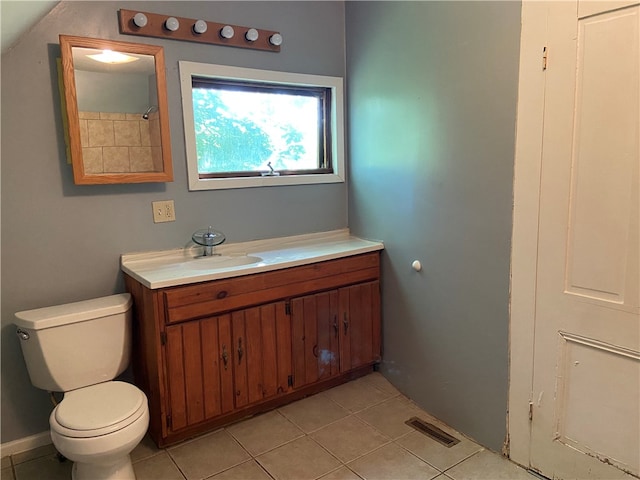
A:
[14, 294, 132, 330]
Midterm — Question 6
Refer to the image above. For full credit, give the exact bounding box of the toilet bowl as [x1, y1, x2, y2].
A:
[14, 294, 149, 480]
[49, 381, 149, 480]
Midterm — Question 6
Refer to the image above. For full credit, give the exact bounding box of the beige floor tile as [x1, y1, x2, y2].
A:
[11, 444, 56, 465]
[209, 460, 273, 480]
[131, 433, 163, 463]
[323, 378, 394, 413]
[446, 450, 535, 480]
[311, 416, 390, 463]
[356, 396, 429, 439]
[2, 466, 15, 480]
[396, 430, 484, 471]
[256, 436, 341, 480]
[227, 410, 304, 456]
[278, 392, 350, 433]
[133, 451, 185, 480]
[319, 466, 363, 480]
[13, 454, 72, 480]
[359, 373, 401, 396]
[168, 430, 250, 480]
[347, 443, 440, 480]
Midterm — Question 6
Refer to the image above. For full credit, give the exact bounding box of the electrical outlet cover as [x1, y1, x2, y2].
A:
[152, 200, 176, 223]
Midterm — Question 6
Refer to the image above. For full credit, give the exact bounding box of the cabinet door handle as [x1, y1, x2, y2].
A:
[333, 316, 338, 338]
[238, 338, 244, 364]
[343, 312, 349, 334]
[221, 345, 228, 370]
[313, 344, 318, 358]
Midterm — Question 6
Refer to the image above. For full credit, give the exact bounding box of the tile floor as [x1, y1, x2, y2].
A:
[1, 373, 536, 480]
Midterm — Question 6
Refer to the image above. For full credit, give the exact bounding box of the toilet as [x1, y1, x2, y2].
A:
[14, 293, 149, 480]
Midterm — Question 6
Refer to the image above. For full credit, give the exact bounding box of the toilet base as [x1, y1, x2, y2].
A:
[72, 454, 135, 480]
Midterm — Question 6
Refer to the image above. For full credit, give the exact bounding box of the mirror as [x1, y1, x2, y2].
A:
[59, 35, 173, 184]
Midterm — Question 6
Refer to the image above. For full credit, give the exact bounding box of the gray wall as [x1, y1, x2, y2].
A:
[75, 70, 151, 114]
[1, 1, 346, 443]
[345, 2, 520, 450]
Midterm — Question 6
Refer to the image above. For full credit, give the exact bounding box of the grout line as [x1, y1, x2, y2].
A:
[316, 464, 365, 480]
[164, 448, 190, 480]
[441, 449, 485, 474]
[255, 459, 277, 480]
[225, 411, 306, 457]
[391, 439, 446, 474]
[131, 449, 165, 465]
[302, 434, 345, 468]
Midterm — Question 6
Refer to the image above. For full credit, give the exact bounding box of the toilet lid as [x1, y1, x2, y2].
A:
[54, 381, 145, 433]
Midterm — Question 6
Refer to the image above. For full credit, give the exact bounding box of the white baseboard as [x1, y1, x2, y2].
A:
[0, 431, 51, 457]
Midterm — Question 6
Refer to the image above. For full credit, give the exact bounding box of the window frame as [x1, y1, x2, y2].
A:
[179, 61, 345, 191]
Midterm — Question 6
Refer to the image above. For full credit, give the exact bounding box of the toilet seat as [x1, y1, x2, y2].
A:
[51, 381, 147, 438]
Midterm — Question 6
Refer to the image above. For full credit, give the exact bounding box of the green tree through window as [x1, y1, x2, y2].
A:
[192, 80, 322, 176]
[193, 88, 273, 173]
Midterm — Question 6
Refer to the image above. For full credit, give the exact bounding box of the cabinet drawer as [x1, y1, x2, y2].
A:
[163, 253, 380, 324]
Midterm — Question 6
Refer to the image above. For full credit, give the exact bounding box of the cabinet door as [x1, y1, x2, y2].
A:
[339, 281, 381, 372]
[291, 290, 340, 388]
[232, 302, 292, 408]
[164, 315, 234, 432]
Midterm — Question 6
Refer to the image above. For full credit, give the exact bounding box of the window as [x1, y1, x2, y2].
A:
[179, 62, 345, 190]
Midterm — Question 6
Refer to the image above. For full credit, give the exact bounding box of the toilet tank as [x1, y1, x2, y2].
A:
[14, 294, 133, 392]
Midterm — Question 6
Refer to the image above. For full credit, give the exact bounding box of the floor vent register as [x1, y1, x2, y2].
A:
[405, 417, 460, 448]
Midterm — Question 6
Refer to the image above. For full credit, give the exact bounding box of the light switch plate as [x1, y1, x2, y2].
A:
[152, 200, 176, 223]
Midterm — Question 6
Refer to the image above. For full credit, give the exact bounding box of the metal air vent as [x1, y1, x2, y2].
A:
[405, 417, 460, 448]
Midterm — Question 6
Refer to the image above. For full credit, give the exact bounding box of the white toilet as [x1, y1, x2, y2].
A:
[14, 293, 149, 480]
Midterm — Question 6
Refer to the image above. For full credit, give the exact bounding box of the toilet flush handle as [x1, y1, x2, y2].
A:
[16, 328, 29, 341]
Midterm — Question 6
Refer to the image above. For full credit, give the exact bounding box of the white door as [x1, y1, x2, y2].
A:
[530, 1, 640, 479]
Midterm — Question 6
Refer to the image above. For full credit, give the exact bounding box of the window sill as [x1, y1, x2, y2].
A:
[188, 172, 345, 191]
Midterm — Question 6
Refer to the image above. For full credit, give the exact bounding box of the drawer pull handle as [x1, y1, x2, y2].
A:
[238, 338, 244, 364]
[343, 313, 349, 334]
[222, 345, 228, 369]
[217, 290, 228, 299]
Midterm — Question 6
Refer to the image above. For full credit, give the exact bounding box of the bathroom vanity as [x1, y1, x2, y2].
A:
[121, 230, 383, 447]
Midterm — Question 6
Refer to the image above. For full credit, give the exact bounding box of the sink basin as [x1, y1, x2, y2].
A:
[180, 255, 263, 270]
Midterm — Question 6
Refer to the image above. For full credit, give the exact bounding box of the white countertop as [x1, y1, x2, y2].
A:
[121, 229, 384, 289]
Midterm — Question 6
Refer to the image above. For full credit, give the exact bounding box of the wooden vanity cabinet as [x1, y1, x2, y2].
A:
[125, 252, 381, 447]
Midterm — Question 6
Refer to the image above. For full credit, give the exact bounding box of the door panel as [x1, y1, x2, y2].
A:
[231, 310, 249, 408]
[531, 2, 640, 478]
[164, 315, 235, 432]
[217, 315, 235, 414]
[339, 281, 380, 371]
[244, 307, 264, 405]
[565, 6, 639, 309]
[316, 290, 340, 379]
[260, 303, 279, 398]
[201, 314, 234, 417]
[233, 302, 291, 406]
[165, 326, 188, 431]
[554, 334, 640, 470]
[275, 302, 293, 394]
[291, 291, 340, 387]
[303, 296, 320, 385]
[182, 322, 205, 425]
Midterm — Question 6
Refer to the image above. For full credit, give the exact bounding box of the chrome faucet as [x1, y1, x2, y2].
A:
[192, 226, 226, 256]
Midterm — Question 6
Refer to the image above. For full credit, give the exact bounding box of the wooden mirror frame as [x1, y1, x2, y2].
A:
[60, 35, 173, 184]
